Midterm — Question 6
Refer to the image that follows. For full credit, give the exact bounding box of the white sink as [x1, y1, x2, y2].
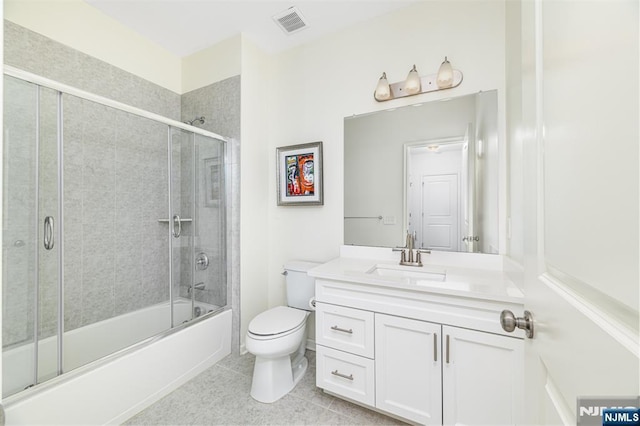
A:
[366, 264, 446, 282]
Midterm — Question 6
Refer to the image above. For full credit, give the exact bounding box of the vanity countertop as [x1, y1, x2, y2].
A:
[308, 250, 524, 305]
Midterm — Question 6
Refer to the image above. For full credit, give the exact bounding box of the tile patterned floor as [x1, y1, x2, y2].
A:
[124, 350, 408, 425]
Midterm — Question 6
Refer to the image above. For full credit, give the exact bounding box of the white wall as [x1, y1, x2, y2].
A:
[261, 1, 506, 331]
[0, 0, 4, 411]
[476, 91, 499, 254]
[238, 36, 273, 344]
[505, 0, 525, 273]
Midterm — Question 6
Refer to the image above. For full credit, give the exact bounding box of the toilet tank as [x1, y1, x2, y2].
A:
[284, 260, 321, 310]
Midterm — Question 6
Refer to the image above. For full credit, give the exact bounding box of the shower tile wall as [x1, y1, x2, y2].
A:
[62, 97, 170, 330]
[3, 20, 241, 351]
[181, 78, 241, 351]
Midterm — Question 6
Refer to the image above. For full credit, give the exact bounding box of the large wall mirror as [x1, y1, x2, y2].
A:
[344, 90, 499, 254]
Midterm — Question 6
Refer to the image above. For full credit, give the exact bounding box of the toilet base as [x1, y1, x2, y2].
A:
[250, 353, 308, 403]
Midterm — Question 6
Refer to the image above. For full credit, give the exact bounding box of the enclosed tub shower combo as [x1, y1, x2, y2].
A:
[2, 66, 232, 424]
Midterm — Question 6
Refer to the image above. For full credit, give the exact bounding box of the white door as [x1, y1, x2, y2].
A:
[511, 1, 639, 424]
[375, 314, 442, 425]
[442, 326, 523, 426]
[422, 174, 459, 251]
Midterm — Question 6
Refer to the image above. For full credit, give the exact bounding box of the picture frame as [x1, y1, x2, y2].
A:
[276, 141, 323, 206]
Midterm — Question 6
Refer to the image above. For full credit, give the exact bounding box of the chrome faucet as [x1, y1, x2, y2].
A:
[187, 282, 206, 294]
[393, 230, 430, 267]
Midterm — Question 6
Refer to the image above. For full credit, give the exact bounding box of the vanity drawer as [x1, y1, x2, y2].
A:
[316, 345, 375, 407]
[315, 303, 374, 358]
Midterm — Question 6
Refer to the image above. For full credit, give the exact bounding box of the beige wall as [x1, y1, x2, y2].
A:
[4, 0, 182, 93]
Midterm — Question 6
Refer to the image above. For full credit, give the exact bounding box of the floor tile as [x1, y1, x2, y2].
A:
[125, 350, 407, 426]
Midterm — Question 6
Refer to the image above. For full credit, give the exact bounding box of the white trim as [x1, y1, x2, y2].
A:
[3, 65, 230, 143]
[540, 272, 639, 357]
[545, 375, 575, 426]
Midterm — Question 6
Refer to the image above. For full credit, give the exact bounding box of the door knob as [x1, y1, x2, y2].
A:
[500, 310, 534, 338]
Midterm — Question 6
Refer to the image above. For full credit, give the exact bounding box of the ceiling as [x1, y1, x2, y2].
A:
[84, 0, 418, 57]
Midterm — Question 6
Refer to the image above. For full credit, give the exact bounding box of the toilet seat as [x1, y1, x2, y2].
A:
[248, 306, 307, 339]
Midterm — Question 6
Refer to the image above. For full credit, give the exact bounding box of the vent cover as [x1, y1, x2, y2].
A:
[272, 6, 309, 35]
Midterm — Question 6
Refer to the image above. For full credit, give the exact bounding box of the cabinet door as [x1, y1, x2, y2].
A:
[375, 313, 442, 425]
[442, 326, 523, 425]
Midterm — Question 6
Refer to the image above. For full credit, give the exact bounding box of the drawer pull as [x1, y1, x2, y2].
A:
[331, 370, 354, 381]
[330, 325, 353, 334]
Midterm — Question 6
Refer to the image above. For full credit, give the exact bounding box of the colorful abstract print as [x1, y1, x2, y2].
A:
[286, 153, 315, 197]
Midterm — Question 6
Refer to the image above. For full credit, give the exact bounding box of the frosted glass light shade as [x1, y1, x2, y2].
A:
[436, 56, 454, 89]
[404, 65, 421, 95]
[374, 72, 391, 101]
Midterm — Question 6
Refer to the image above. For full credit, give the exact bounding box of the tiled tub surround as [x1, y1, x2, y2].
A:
[5, 309, 232, 425]
[181, 77, 241, 353]
[3, 71, 230, 398]
[3, 20, 242, 356]
[3, 298, 220, 397]
[2, 69, 234, 425]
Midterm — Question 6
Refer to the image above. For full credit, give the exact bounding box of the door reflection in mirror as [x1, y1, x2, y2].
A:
[344, 90, 498, 254]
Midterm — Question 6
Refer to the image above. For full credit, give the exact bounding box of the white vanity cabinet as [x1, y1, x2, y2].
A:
[314, 276, 524, 425]
[441, 325, 523, 426]
[374, 313, 442, 424]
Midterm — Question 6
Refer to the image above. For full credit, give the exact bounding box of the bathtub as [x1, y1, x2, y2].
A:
[3, 299, 232, 425]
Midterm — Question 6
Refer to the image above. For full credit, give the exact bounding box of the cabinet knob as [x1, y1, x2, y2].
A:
[500, 310, 534, 338]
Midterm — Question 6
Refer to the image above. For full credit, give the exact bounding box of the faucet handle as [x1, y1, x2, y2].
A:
[392, 247, 407, 263]
[415, 249, 431, 266]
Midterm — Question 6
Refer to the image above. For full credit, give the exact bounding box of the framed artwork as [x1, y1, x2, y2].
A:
[276, 141, 323, 206]
[203, 157, 222, 207]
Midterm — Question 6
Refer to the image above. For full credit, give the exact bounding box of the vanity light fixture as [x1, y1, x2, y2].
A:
[374, 57, 463, 102]
[374, 72, 391, 101]
[404, 65, 421, 95]
[436, 56, 454, 88]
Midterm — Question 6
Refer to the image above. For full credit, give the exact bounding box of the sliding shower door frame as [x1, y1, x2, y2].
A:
[3, 65, 230, 396]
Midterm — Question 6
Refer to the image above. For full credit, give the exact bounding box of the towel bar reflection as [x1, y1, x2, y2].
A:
[157, 218, 193, 223]
[344, 216, 383, 220]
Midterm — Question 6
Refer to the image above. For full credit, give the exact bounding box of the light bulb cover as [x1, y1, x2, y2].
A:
[436, 56, 454, 89]
[374, 72, 391, 101]
[404, 65, 421, 95]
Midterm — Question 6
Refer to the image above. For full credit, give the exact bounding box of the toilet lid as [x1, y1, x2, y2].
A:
[248, 306, 307, 336]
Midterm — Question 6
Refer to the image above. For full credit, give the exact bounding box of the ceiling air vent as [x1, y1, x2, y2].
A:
[273, 6, 309, 35]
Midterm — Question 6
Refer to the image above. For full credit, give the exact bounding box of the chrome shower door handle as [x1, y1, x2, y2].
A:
[44, 216, 55, 250]
[172, 214, 182, 238]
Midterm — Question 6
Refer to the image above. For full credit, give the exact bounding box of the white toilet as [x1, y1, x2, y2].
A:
[245, 260, 319, 403]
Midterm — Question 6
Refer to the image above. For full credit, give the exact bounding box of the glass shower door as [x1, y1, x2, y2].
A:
[3, 76, 61, 396]
[170, 127, 195, 326]
[193, 134, 226, 313]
